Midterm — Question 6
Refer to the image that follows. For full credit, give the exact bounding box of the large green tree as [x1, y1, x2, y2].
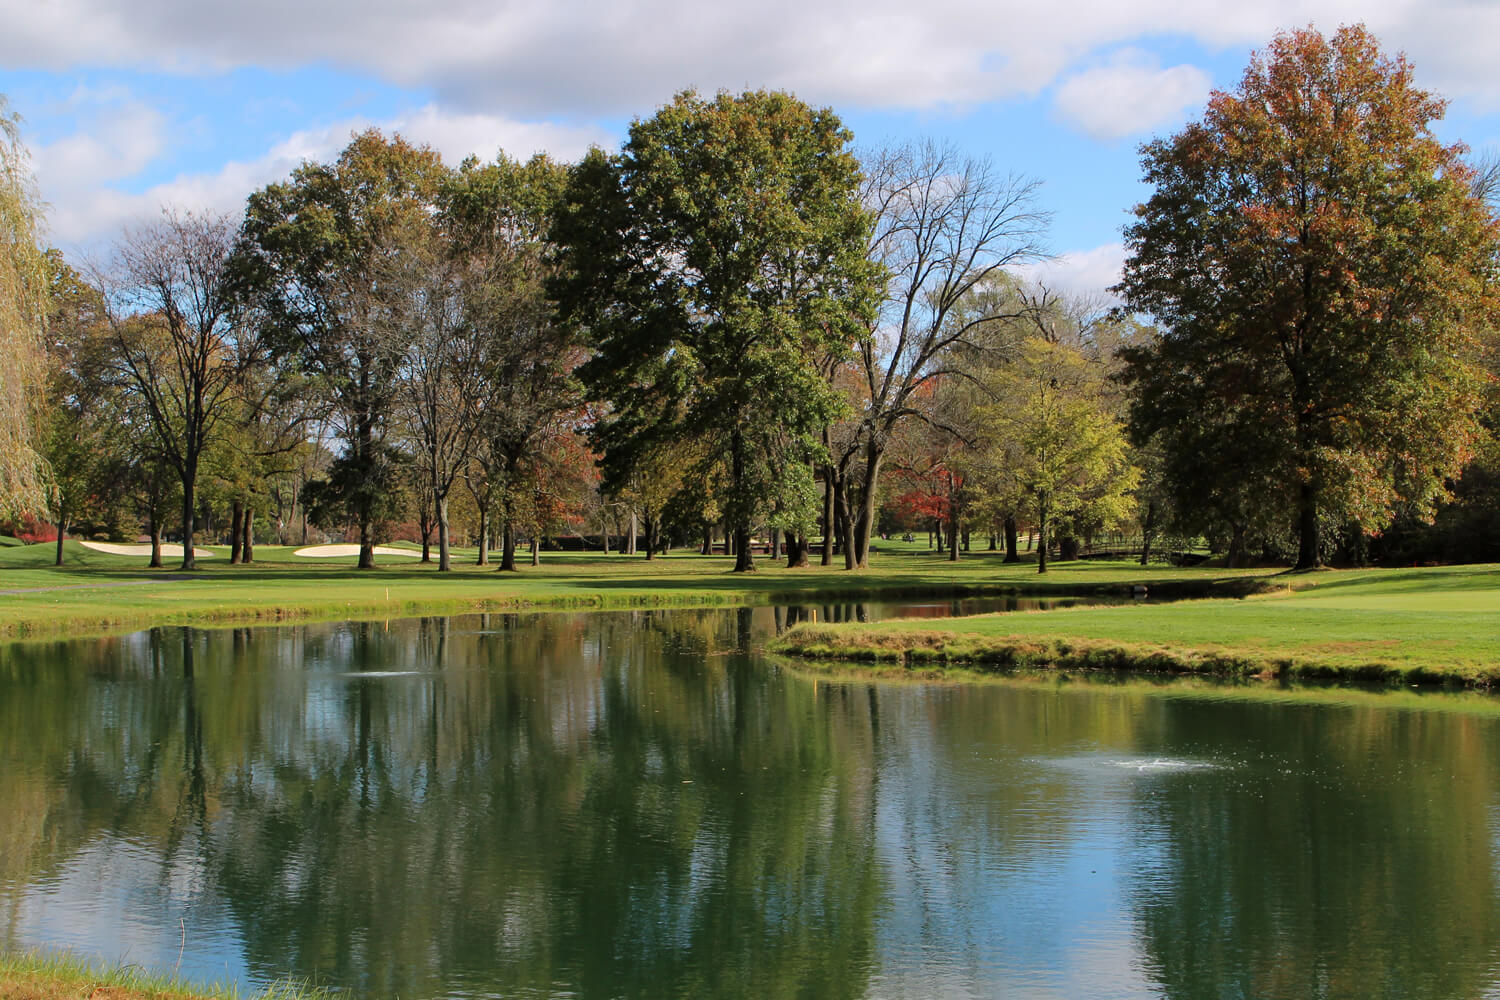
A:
[552, 90, 878, 572]
[1118, 25, 1500, 569]
[238, 130, 446, 568]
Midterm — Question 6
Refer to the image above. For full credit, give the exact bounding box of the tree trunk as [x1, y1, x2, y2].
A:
[357, 516, 375, 570]
[988, 533, 997, 551]
[149, 517, 164, 568]
[1004, 516, 1020, 563]
[1296, 481, 1320, 570]
[852, 440, 882, 568]
[769, 527, 780, 560]
[1037, 503, 1048, 574]
[786, 532, 809, 568]
[242, 507, 254, 563]
[531, 535, 540, 566]
[180, 468, 198, 571]
[834, 476, 856, 570]
[437, 495, 451, 572]
[1227, 522, 1247, 569]
[821, 463, 834, 566]
[701, 525, 712, 555]
[644, 513, 657, 561]
[1139, 500, 1157, 567]
[627, 511, 638, 555]
[499, 500, 517, 571]
[229, 500, 244, 564]
[355, 417, 375, 570]
[733, 525, 755, 572]
[476, 507, 490, 566]
[54, 513, 67, 567]
[278, 485, 293, 545]
[948, 518, 959, 561]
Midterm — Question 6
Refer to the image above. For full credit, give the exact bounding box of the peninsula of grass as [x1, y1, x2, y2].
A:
[769, 561, 1500, 688]
[0, 538, 1275, 640]
[0, 950, 326, 1000]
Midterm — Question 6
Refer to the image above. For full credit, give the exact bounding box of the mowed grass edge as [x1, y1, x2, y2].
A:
[769, 561, 1500, 687]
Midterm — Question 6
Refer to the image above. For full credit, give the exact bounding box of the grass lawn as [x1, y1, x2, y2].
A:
[771, 561, 1500, 686]
[0, 538, 1269, 639]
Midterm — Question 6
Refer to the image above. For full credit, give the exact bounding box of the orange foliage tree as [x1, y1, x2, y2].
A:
[1118, 25, 1500, 569]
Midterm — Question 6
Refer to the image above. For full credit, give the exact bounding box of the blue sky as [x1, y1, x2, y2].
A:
[5, 0, 1500, 296]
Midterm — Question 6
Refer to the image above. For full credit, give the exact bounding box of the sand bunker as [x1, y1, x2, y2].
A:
[293, 544, 422, 558]
[79, 541, 216, 558]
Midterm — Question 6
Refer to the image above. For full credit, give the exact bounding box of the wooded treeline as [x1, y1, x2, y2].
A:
[5, 25, 1500, 574]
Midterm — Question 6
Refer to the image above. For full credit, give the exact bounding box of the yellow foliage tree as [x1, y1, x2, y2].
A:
[0, 96, 49, 517]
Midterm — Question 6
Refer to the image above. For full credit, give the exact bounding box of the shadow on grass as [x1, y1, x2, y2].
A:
[1276, 564, 1500, 595]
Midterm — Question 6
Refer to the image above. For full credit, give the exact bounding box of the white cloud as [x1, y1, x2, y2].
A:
[1016, 242, 1127, 300]
[5, 0, 1500, 115]
[1052, 50, 1212, 141]
[34, 102, 611, 248]
[29, 87, 166, 188]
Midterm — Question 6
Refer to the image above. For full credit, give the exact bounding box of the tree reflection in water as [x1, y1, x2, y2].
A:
[2, 613, 1500, 999]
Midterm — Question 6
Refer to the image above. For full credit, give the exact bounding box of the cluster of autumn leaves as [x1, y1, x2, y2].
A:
[9, 23, 1500, 573]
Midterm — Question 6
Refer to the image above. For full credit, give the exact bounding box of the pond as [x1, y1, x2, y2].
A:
[1, 604, 1497, 999]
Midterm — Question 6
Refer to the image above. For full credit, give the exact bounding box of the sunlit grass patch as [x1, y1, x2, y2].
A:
[0, 950, 334, 1000]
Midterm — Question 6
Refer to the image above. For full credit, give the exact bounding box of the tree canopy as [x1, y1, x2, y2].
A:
[238, 130, 447, 568]
[552, 90, 879, 571]
[1117, 24, 1500, 569]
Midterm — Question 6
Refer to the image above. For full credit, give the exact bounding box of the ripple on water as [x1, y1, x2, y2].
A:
[335, 670, 426, 679]
[1030, 753, 1226, 778]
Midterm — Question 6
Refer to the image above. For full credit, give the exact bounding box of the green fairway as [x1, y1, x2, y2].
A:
[0, 539, 1270, 639]
[771, 562, 1500, 686]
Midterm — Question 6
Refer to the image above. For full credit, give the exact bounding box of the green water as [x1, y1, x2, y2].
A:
[1, 606, 1497, 999]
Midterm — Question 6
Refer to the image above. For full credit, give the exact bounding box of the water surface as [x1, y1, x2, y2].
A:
[1, 605, 1496, 999]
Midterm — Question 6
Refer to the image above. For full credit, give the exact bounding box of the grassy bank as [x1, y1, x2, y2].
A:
[0, 951, 323, 1000]
[769, 562, 1500, 687]
[0, 539, 1272, 640]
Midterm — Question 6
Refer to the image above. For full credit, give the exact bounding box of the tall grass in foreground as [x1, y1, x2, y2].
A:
[0, 950, 336, 1000]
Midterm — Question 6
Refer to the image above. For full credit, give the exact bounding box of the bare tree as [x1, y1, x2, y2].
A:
[98, 210, 248, 570]
[1469, 151, 1500, 207]
[837, 140, 1048, 568]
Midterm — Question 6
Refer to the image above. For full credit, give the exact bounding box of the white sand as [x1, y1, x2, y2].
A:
[293, 544, 422, 558]
[79, 541, 216, 558]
